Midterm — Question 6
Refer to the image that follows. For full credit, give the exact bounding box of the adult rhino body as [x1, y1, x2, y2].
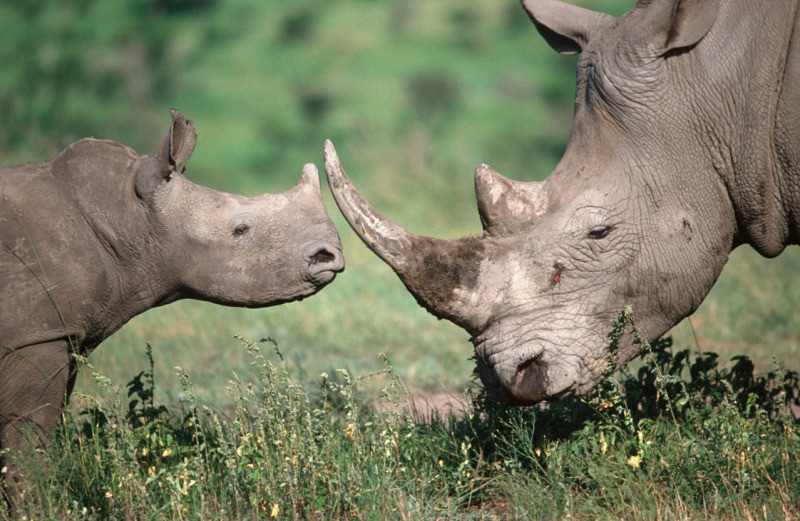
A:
[0, 110, 343, 484]
[325, 0, 800, 404]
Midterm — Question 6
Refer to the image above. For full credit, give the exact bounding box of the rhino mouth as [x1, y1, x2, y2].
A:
[304, 265, 341, 287]
[472, 323, 577, 405]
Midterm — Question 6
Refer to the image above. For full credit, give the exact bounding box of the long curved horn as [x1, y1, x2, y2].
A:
[474, 164, 548, 237]
[324, 140, 486, 331]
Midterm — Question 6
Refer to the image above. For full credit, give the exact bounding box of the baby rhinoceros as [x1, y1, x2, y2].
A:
[0, 109, 344, 481]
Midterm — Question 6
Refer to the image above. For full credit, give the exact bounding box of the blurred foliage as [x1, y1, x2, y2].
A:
[2, 1, 158, 159]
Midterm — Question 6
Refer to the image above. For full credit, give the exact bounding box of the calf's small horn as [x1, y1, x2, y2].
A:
[289, 163, 322, 196]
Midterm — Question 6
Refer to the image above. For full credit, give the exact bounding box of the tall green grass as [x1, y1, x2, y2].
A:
[5, 310, 798, 519]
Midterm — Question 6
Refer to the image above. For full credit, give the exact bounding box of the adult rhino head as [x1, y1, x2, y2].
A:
[326, 0, 800, 404]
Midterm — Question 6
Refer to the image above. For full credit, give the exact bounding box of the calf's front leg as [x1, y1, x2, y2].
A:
[0, 340, 73, 500]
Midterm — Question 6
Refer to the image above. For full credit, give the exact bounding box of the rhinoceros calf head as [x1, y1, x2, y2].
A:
[131, 111, 344, 307]
[324, 0, 795, 404]
[1, 109, 344, 354]
[38, 108, 344, 319]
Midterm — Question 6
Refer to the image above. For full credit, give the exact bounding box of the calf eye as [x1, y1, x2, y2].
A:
[588, 225, 611, 239]
[233, 224, 250, 236]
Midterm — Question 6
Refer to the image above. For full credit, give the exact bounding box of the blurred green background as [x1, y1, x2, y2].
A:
[2, 0, 798, 405]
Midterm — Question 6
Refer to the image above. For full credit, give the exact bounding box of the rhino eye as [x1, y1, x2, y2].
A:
[233, 224, 250, 236]
[588, 225, 611, 239]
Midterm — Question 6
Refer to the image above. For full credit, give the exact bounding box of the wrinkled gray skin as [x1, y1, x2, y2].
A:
[0, 109, 343, 486]
[325, 0, 800, 405]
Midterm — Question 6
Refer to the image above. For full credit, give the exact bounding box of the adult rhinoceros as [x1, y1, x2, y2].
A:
[0, 109, 343, 480]
[324, 0, 800, 405]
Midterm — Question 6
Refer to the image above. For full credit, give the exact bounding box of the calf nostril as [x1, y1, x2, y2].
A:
[305, 244, 344, 275]
[310, 249, 336, 265]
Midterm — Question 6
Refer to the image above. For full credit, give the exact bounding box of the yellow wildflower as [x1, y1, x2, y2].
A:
[271, 502, 280, 518]
[627, 454, 642, 469]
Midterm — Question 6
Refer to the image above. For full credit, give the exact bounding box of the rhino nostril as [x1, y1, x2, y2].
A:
[511, 356, 549, 403]
[310, 249, 336, 265]
[304, 243, 345, 281]
[516, 357, 536, 375]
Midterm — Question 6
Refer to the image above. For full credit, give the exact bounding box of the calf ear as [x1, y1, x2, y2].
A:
[168, 108, 197, 173]
[521, 0, 615, 55]
[136, 109, 198, 200]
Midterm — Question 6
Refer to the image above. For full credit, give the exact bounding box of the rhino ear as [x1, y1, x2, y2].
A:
[521, 0, 616, 55]
[168, 108, 197, 173]
[150, 109, 197, 173]
[633, 0, 719, 55]
[136, 109, 198, 200]
[662, 0, 719, 53]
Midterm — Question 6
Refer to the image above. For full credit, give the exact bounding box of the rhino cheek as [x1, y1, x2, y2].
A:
[188, 259, 310, 306]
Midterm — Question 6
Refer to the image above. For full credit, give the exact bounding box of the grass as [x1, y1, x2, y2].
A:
[4, 311, 798, 519]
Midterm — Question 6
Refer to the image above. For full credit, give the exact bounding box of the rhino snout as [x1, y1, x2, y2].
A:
[476, 331, 578, 405]
[508, 354, 579, 404]
[509, 356, 550, 403]
[302, 241, 345, 286]
[479, 355, 549, 405]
